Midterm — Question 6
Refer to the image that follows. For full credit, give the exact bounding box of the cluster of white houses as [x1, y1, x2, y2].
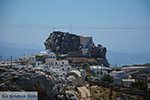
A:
[90, 66, 135, 87]
[17, 49, 86, 83]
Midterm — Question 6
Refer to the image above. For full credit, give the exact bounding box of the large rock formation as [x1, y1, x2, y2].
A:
[44, 31, 81, 54]
[44, 31, 109, 66]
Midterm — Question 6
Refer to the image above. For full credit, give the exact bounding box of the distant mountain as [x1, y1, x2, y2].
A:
[0, 41, 44, 60]
[107, 50, 150, 66]
[0, 41, 44, 50]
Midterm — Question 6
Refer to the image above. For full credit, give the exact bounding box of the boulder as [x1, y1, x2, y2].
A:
[15, 77, 35, 91]
[44, 31, 81, 54]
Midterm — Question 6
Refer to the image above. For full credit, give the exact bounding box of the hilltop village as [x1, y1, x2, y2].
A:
[0, 31, 150, 100]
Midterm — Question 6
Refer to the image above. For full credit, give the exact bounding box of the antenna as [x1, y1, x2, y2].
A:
[70, 22, 72, 33]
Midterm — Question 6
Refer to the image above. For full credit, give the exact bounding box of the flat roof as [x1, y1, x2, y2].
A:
[90, 66, 111, 70]
[82, 35, 92, 37]
[122, 79, 135, 81]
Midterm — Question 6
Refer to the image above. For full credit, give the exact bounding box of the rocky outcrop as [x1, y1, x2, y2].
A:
[0, 66, 78, 100]
[89, 44, 106, 59]
[44, 31, 109, 66]
[44, 31, 81, 54]
[89, 44, 109, 66]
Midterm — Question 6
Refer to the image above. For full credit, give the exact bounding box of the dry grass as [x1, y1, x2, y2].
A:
[87, 85, 143, 100]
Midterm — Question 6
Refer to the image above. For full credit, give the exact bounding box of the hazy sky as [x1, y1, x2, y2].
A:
[0, 0, 150, 54]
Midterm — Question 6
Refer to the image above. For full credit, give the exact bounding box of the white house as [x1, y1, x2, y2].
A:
[28, 54, 36, 61]
[122, 79, 135, 87]
[80, 36, 94, 55]
[45, 52, 57, 66]
[50, 66, 72, 77]
[50, 60, 72, 77]
[90, 66, 110, 80]
[90, 66, 111, 73]
[110, 71, 129, 84]
[18, 56, 27, 61]
[80, 36, 93, 48]
[110, 71, 126, 77]
[28, 60, 43, 67]
[40, 49, 52, 55]
[53, 60, 69, 66]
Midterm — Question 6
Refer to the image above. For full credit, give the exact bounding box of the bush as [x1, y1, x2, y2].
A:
[130, 80, 145, 90]
[101, 74, 114, 84]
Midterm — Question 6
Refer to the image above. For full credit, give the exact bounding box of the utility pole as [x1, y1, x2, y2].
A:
[109, 85, 113, 100]
[89, 70, 91, 100]
[10, 56, 12, 67]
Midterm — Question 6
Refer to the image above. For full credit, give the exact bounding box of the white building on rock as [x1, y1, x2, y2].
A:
[80, 36, 94, 55]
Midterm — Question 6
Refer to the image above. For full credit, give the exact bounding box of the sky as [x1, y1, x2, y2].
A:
[0, 0, 150, 54]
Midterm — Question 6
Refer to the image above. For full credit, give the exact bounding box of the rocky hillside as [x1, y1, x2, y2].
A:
[0, 66, 78, 100]
[44, 31, 109, 66]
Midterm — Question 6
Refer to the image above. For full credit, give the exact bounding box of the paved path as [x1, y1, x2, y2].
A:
[77, 86, 90, 100]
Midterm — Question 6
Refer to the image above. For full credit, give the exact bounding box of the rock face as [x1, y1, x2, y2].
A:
[89, 45, 106, 59]
[0, 66, 78, 100]
[44, 31, 109, 66]
[44, 31, 81, 54]
[88, 45, 109, 66]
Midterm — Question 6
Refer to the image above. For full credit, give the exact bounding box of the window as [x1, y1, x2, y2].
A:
[55, 62, 57, 64]
[63, 73, 65, 75]
[62, 62, 64, 64]
[62, 68, 64, 70]
[68, 68, 70, 70]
